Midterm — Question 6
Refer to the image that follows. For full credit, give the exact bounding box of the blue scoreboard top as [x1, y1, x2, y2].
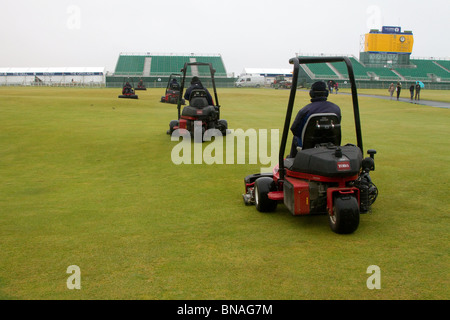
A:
[381, 26, 401, 34]
[369, 26, 413, 35]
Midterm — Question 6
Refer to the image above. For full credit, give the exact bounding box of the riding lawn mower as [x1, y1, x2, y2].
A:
[118, 77, 138, 99]
[160, 73, 185, 105]
[242, 56, 378, 234]
[166, 62, 228, 140]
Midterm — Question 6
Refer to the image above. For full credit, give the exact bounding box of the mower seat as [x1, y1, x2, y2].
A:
[189, 89, 209, 108]
[170, 83, 180, 91]
[301, 113, 341, 150]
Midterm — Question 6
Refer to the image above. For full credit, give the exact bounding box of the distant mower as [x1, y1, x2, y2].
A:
[271, 75, 292, 89]
[161, 73, 185, 105]
[242, 56, 378, 234]
[166, 62, 228, 140]
[118, 77, 138, 99]
[135, 78, 147, 91]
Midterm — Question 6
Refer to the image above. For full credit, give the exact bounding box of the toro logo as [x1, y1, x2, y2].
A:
[337, 161, 350, 171]
[196, 110, 203, 115]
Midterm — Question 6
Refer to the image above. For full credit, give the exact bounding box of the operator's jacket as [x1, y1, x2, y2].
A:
[289, 97, 341, 157]
[184, 83, 214, 106]
[123, 83, 132, 94]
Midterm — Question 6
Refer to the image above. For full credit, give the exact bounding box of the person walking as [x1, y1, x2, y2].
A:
[409, 83, 415, 101]
[396, 82, 402, 100]
[328, 80, 334, 94]
[415, 81, 421, 101]
[388, 83, 395, 99]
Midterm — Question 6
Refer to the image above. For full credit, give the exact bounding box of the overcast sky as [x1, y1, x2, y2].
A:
[1, 0, 449, 74]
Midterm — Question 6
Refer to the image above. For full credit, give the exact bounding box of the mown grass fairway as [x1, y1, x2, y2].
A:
[0, 87, 448, 299]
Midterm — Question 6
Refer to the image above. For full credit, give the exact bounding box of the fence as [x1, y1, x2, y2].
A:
[106, 76, 237, 88]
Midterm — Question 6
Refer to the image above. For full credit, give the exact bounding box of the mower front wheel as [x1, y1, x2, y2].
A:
[167, 120, 179, 135]
[217, 119, 228, 136]
[254, 177, 277, 212]
[329, 196, 360, 234]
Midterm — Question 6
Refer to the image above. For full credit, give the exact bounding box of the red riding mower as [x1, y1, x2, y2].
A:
[135, 78, 147, 91]
[118, 77, 138, 99]
[166, 62, 228, 141]
[242, 57, 378, 234]
[160, 73, 185, 105]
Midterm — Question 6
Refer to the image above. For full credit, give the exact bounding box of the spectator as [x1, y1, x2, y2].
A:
[328, 80, 334, 94]
[409, 83, 415, 101]
[388, 83, 395, 99]
[396, 82, 402, 100]
[415, 81, 421, 101]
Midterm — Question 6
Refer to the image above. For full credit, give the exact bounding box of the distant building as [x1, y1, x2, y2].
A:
[0, 67, 106, 86]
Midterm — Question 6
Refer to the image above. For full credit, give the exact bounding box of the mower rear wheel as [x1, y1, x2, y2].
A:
[329, 196, 359, 234]
[254, 177, 277, 212]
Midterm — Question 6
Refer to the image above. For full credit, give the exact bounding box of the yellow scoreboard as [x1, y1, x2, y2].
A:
[364, 26, 414, 54]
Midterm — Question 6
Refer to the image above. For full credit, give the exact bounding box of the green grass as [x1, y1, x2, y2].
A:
[0, 87, 449, 300]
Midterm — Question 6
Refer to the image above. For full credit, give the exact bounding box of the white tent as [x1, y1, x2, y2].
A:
[0, 67, 106, 86]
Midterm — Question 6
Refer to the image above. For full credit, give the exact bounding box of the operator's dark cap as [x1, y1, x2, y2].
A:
[311, 81, 327, 92]
[191, 76, 200, 84]
[309, 81, 329, 100]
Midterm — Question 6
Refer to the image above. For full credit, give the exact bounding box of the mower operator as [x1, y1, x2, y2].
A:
[289, 81, 341, 157]
[184, 76, 214, 105]
[123, 82, 132, 94]
[169, 78, 180, 90]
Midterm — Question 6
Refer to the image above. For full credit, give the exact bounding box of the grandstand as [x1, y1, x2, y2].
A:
[297, 55, 450, 89]
[297, 26, 450, 89]
[106, 53, 234, 88]
[107, 32, 450, 89]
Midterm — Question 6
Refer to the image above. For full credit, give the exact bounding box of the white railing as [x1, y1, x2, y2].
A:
[410, 56, 450, 61]
[119, 52, 222, 57]
[295, 52, 356, 58]
[0, 82, 105, 87]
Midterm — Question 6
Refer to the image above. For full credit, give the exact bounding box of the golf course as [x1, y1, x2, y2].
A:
[0, 86, 448, 300]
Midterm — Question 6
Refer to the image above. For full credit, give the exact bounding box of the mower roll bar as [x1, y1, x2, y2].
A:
[177, 62, 220, 120]
[166, 73, 182, 91]
[278, 56, 363, 182]
[122, 76, 135, 88]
